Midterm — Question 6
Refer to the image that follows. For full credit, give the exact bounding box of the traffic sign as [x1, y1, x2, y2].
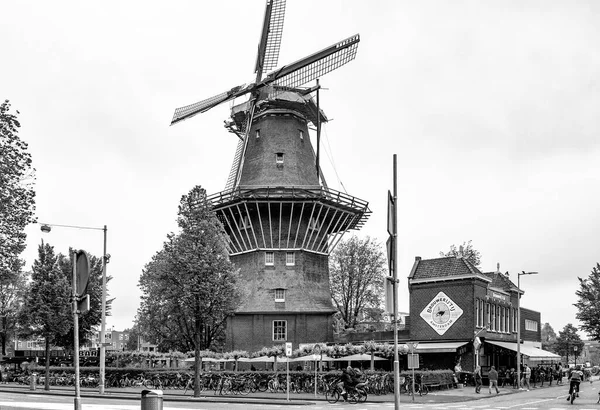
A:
[75, 250, 90, 297]
[285, 342, 292, 357]
[408, 353, 420, 369]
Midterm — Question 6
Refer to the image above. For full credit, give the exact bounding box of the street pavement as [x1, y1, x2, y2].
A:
[0, 377, 598, 409]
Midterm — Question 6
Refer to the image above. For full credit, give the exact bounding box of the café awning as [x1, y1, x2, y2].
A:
[415, 341, 469, 353]
[486, 341, 561, 360]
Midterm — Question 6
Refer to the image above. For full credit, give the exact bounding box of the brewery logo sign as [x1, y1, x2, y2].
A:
[420, 291, 463, 335]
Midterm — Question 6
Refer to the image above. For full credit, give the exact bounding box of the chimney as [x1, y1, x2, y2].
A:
[497, 263, 500, 274]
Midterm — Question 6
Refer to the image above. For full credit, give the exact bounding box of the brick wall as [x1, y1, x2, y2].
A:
[409, 279, 481, 341]
[226, 313, 333, 352]
[240, 112, 319, 187]
[520, 307, 541, 342]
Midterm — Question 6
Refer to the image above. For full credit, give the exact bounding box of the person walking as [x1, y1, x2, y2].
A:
[474, 365, 482, 393]
[488, 366, 500, 394]
[523, 364, 532, 391]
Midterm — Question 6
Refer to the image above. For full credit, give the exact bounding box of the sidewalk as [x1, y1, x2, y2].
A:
[0, 380, 568, 405]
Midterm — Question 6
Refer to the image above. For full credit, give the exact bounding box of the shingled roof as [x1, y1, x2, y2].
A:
[483, 271, 519, 293]
[409, 256, 491, 283]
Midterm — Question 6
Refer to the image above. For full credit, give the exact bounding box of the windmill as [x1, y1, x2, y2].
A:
[171, 0, 370, 352]
[171, 0, 359, 191]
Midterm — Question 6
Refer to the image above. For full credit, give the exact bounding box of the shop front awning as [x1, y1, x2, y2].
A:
[486, 341, 561, 360]
[415, 341, 469, 354]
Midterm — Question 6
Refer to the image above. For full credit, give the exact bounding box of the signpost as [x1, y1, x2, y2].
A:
[387, 155, 401, 409]
[72, 249, 90, 410]
[313, 344, 321, 397]
[285, 342, 292, 401]
[407, 342, 419, 402]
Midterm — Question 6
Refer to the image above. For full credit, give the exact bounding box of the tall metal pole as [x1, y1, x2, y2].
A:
[392, 154, 400, 409]
[316, 79, 321, 181]
[72, 251, 81, 410]
[99, 225, 107, 394]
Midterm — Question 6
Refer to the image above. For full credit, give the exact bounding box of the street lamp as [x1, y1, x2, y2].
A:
[574, 345, 578, 366]
[516, 270, 538, 389]
[40, 223, 109, 394]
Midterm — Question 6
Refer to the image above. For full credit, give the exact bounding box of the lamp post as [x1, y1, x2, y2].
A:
[40, 223, 108, 394]
[573, 345, 578, 366]
[516, 270, 538, 389]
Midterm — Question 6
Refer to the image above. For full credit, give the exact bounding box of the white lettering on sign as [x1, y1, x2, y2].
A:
[492, 292, 506, 300]
[420, 291, 464, 335]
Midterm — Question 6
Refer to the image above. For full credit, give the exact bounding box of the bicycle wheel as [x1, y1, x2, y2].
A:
[257, 379, 268, 392]
[326, 389, 340, 404]
[359, 390, 368, 403]
[241, 379, 252, 395]
[420, 384, 429, 396]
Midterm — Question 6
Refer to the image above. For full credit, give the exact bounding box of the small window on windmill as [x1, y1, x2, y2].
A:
[275, 288, 285, 302]
[309, 216, 321, 231]
[286, 252, 295, 266]
[239, 214, 250, 230]
[255, 129, 261, 139]
[265, 251, 274, 266]
[276, 152, 284, 164]
[299, 130, 304, 141]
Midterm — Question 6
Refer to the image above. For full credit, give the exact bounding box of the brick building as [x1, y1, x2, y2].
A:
[407, 255, 558, 372]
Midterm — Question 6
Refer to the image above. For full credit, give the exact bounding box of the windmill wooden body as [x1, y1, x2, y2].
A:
[171, 0, 370, 352]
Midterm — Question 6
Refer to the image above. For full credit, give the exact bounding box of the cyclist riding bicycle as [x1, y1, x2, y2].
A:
[567, 365, 583, 402]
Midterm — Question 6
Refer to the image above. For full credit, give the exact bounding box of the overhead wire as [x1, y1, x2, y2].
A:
[320, 122, 348, 194]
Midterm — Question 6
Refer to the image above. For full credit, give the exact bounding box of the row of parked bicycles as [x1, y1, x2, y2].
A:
[5, 370, 434, 402]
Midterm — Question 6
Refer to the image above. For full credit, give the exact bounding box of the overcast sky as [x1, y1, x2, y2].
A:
[3, 0, 599, 339]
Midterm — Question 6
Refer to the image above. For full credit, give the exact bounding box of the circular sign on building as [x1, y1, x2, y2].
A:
[420, 291, 463, 335]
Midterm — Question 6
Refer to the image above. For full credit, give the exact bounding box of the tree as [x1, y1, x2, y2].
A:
[123, 324, 142, 351]
[18, 242, 71, 390]
[440, 240, 482, 268]
[555, 323, 585, 365]
[541, 322, 558, 352]
[1, 99, 36, 356]
[0, 100, 36, 275]
[0, 257, 27, 356]
[137, 185, 239, 397]
[329, 235, 386, 330]
[574, 262, 600, 340]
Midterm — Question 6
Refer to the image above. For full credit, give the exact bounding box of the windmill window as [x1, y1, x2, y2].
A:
[239, 214, 250, 230]
[255, 129, 260, 139]
[265, 251, 274, 266]
[272, 320, 287, 341]
[286, 252, 295, 266]
[276, 152, 284, 164]
[274, 288, 285, 302]
[309, 216, 321, 230]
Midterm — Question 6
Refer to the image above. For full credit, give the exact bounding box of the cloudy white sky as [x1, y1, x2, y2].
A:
[3, 0, 599, 338]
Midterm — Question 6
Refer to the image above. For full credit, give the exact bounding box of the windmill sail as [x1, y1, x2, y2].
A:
[255, 0, 286, 81]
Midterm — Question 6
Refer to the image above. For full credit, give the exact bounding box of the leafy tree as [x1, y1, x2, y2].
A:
[440, 240, 482, 268]
[329, 235, 386, 330]
[123, 324, 142, 351]
[52, 250, 113, 351]
[555, 323, 585, 364]
[541, 322, 558, 352]
[18, 242, 71, 390]
[574, 262, 600, 340]
[137, 185, 239, 397]
[0, 257, 27, 356]
[1, 100, 36, 356]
